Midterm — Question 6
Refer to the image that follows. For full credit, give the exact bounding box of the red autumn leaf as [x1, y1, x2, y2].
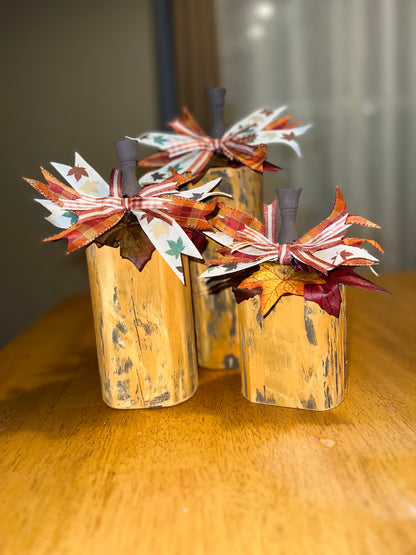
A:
[67, 166, 89, 182]
[304, 267, 389, 317]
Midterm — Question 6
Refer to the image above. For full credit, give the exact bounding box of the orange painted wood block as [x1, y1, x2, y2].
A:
[238, 285, 347, 410]
[86, 243, 198, 409]
[190, 166, 263, 369]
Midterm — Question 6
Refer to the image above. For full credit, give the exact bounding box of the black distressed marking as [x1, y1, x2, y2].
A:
[117, 380, 130, 401]
[256, 307, 264, 330]
[113, 287, 121, 311]
[241, 333, 248, 397]
[112, 328, 124, 348]
[222, 354, 239, 369]
[325, 385, 333, 409]
[137, 319, 156, 336]
[255, 386, 276, 405]
[304, 305, 317, 346]
[229, 303, 237, 336]
[301, 395, 317, 410]
[116, 321, 128, 334]
[150, 391, 171, 407]
[324, 357, 329, 377]
[117, 358, 133, 375]
[99, 315, 105, 356]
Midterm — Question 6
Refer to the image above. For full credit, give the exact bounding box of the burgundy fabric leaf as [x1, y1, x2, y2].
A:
[304, 280, 342, 317]
[305, 267, 389, 317]
[330, 267, 389, 293]
[183, 228, 208, 254]
[263, 161, 281, 172]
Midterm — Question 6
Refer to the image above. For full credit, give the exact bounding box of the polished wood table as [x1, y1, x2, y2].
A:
[0, 272, 415, 554]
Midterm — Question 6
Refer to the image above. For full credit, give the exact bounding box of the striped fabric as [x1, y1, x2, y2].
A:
[263, 201, 277, 242]
[135, 106, 311, 184]
[205, 188, 383, 276]
[162, 130, 267, 173]
[26, 169, 218, 253]
[208, 203, 264, 236]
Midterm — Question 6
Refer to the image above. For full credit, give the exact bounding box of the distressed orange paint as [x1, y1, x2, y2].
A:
[86, 244, 198, 409]
[238, 284, 347, 410]
[190, 166, 263, 369]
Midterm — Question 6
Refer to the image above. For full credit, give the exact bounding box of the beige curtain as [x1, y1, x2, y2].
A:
[172, 0, 220, 131]
[214, 0, 416, 271]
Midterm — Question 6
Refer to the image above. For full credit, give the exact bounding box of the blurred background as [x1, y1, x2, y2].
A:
[1, 0, 415, 347]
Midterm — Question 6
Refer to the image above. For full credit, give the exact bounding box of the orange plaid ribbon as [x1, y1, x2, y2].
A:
[24, 169, 216, 253]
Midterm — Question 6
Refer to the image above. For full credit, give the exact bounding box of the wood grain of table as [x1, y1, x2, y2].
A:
[0, 272, 415, 555]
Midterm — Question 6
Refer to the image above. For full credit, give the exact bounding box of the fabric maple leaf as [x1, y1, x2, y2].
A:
[95, 213, 155, 272]
[131, 106, 311, 185]
[200, 188, 385, 317]
[238, 263, 326, 317]
[304, 267, 389, 317]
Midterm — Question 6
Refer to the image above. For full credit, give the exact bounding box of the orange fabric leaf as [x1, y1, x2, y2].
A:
[238, 263, 326, 316]
[346, 214, 381, 229]
[23, 170, 80, 205]
[343, 237, 384, 254]
[44, 213, 124, 252]
[136, 151, 172, 167]
[40, 168, 80, 200]
[297, 187, 347, 245]
[263, 115, 300, 131]
[209, 203, 264, 236]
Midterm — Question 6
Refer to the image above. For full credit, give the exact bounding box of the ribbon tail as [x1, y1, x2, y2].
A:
[200, 253, 278, 279]
[173, 178, 231, 201]
[139, 150, 211, 186]
[135, 211, 202, 283]
[51, 154, 109, 197]
[35, 199, 77, 229]
[44, 212, 124, 253]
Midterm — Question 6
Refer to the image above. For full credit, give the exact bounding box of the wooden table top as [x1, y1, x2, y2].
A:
[0, 272, 415, 555]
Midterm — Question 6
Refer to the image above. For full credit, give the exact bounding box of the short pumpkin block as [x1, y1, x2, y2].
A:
[238, 287, 347, 410]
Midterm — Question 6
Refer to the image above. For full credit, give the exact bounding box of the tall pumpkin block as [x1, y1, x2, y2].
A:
[190, 166, 263, 369]
[86, 243, 198, 409]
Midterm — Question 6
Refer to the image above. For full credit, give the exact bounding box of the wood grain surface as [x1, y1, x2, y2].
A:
[0, 272, 415, 555]
[239, 284, 346, 410]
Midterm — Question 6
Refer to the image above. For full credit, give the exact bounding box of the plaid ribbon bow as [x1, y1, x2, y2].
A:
[201, 188, 383, 278]
[24, 154, 223, 282]
[132, 106, 312, 185]
[160, 110, 267, 172]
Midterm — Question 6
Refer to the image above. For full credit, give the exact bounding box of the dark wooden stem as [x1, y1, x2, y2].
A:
[206, 87, 226, 138]
[114, 139, 139, 197]
[276, 188, 302, 243]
